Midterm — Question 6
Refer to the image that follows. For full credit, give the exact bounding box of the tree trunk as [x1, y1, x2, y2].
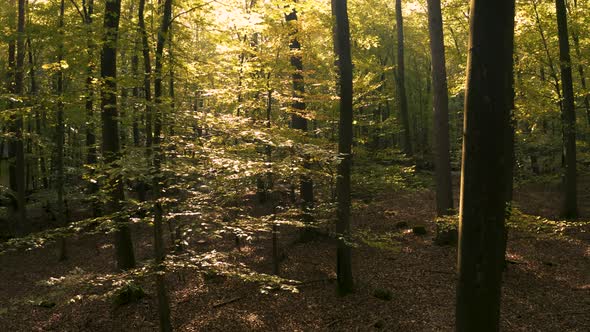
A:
[332, 0, 354, 295]
[555, 0, 577, 218]
[569, 0, 590, 127]
[285, 5, 314, 238]
[138, 0, 153, 203]
[395, 0, 412, 156]
[12, 0, 28, 234]
[101, 0, 136, 271]
[455, 0, 515, 330]
[26, 37, 37, 191]
[7, 0, 16, 194]
[132, 39, 141, 148]
[427, 0, 453, 216]
[153, 0, 174, 330]
[82, 0, 99, 216]
[56, 0, 67, 261]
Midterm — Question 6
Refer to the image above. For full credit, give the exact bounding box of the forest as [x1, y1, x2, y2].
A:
[0, 0, 589, 330]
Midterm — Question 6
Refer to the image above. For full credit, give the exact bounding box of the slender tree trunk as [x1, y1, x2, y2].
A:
[285, 5, 314, 237]
[132, 41, 141, 148]
[532, 0, 564, 173]
[82, 0, 99, 216]
[571, 31, 590, 127]
[395, 0, 412, 156]
[6, 0, 16, 90]
[568, 0, 590, 127]
[138, 0, 153, 203]
[266, 84, 279, 275]
[26, 37, 38, 191]
[12, 0, 28, 234]
[56, 0, 67, 261]
[153, 0, 174, 330]
[332, 0, 354, 295]
[139, 0, 153, 150]
[7, 0, 17, 194]
[168, 23, 175, 137]
[101, 0, 136, 271]
[427, 0, 453, 216]
[555, 0, 577, 218]
[455, 0, 515, 331]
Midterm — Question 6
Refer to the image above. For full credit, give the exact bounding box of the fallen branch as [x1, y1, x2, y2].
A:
[325, 319, 341, 328]
[212, 296, 242, 308]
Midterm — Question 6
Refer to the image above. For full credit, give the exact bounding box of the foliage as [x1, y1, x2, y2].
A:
[112, 282, 146, 306]
[356, 228, 401, 252]
[507, 207, 590, 236]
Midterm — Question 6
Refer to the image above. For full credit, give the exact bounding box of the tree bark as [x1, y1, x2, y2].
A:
[12, 0, 28, 234]
[139, 0, 153, 152]
[285, 5, 314, 237]
[332, 0, 354, 295]
[7, 0, 16, 194]
[455, 0, 515, 330]
[426, 0, 453, 216]
[555, 0, 577, 218]
[568, 0, 590, 127]
[153, 0, 174, 330]
[81, 0, 100, 217]
[395, 0, 412, 156]
[56, 0, 67, 261]
[101, 0, 136, 271]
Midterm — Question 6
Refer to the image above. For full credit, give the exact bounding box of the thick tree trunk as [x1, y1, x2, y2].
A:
[455, 0, 515, 331]
[101, 0, 136, 271]
[332, 0, 354, 295]
[395, 0, 412, 156]
[153, 0, 174, 330]
[426, 0, 453, 216]
[555, 0, 577, 218]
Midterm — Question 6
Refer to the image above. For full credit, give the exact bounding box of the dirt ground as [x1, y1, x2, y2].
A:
[0, 178, 589, 331]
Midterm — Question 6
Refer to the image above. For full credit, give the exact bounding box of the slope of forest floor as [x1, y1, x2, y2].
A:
[0, 174, 589, 331]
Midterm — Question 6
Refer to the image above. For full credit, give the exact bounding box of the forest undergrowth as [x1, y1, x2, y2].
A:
[0, 170, 588, 331]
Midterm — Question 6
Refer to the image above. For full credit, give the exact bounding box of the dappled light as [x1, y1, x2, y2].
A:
[1, 0, 589, 330]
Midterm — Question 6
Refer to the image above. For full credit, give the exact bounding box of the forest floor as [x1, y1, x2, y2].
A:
[0, 174, 589, 331]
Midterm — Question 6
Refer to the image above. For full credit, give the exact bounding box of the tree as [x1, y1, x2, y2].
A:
[7, 0, 28, 234]
[285, 4, 314, 238]
[567, 0, 590, 127]
[101, 0, 136, 271]
[152, 0, 174, 329]
[555, 0, 577, 218]
[332, 0, 354, 295]
[56, 0, 67, 261]
[79, 0, 100, 217]
[455, 0, 515, 330]
[426, 0, 453, 216]
[395, 0, 412, 156]
[135, 0, 153, 203]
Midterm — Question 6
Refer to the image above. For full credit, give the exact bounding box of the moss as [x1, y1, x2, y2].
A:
[112, 283, 146, 306]
[357, 229, 401, 252]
